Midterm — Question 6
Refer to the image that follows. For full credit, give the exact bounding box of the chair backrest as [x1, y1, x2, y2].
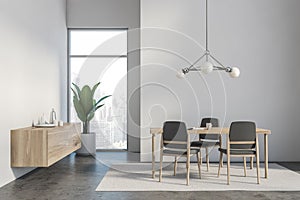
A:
[162, 121, 188, 150]
[229, 121, 256, 149]
[200, 117, 219, 140]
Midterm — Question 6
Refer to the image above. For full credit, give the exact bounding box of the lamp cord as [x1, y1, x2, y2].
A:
[206, 0, 208, 53]
[188, 0, 209, 70]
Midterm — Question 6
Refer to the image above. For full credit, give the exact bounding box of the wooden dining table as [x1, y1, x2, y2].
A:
[150, 127, 271, 179]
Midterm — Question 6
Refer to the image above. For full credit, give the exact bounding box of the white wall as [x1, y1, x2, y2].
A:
[67, 0, 141, 152]
[141, 0, 300, 162]
[0, 0, 67, 187]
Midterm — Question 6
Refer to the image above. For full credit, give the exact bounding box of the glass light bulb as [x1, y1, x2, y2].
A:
[229, 67, 240, 78]
[176, 69, 185, 79]
[200, 61, 214, 74]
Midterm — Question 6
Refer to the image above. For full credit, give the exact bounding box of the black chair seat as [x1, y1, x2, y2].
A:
[163, 149, 200, 155]
[218, 148, 256, 155]
[191, 141, 220, 147]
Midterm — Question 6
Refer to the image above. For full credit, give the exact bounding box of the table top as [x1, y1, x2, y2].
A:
[150, 127, 271, 135]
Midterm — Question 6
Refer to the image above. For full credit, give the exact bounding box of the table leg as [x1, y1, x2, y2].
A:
[152, 134, 155, 179]
[264, 134, 269, 179]
[186, 134, 190, 186]
[227, 135, 230, 185]
[219, 135, 223, 167]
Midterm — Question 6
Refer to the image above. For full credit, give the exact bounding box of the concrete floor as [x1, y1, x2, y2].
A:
[0, 152, 299, 200]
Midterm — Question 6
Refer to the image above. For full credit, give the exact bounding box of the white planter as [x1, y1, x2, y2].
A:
[76, 132, 96, 156]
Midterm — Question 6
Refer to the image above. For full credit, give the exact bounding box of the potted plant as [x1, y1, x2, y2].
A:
[71, 82, 111, 156]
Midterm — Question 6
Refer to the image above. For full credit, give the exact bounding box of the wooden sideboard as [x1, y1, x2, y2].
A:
[11, 123, 81, 167]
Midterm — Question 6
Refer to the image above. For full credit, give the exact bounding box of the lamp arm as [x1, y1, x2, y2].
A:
[213, 66, 226, 71]
[187, 53, 207, 70]
[209, 54, 226, 69]
[190, 66, 227, 71]
[188, 68, 201, 71]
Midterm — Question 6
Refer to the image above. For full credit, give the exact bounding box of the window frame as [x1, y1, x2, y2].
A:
[67, 28, 128, 150]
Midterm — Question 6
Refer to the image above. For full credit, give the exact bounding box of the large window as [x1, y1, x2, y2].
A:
[68, 29, 127, 150]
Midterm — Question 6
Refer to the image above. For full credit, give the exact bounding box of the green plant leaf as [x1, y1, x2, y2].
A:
[73, 98, 86, 122]
[94, 104, 104, 112]
[79, 85, 93, 116]
[72, 83, 81, 96]
[71, 88, 78, 100]
[95, 95, 112, 107]
[87, 112, 95, 122]
[91, 82, 100, 97]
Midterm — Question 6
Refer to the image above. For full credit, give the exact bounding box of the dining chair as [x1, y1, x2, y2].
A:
[159, 121, 201, 186]
[217, 121, 260, 185]
[191, 118, 221, 171]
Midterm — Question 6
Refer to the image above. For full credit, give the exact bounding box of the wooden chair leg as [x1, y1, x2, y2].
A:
[197, 152, 202, 178]
[159, 151, 163, 182]
[250, 157, 254, 169]
[256, 153, 260, 184]
[200, 152, 203, 166]
[205, 147, 209, 171]
[220, 154, 224, 168]
[174, 156, 178, 176]
[220, 151, 224, 167]
[243, 157, 247, 177]
[186, 157, 190, 186]
[218, 152, 223, 177]
[227, 155, 230, 185]
[218, 138, 223, 167]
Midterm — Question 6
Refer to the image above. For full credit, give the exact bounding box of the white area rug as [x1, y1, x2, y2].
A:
[96, 163, 300, 191]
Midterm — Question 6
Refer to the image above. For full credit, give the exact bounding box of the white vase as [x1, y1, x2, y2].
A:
[76, 132, 96, 156]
